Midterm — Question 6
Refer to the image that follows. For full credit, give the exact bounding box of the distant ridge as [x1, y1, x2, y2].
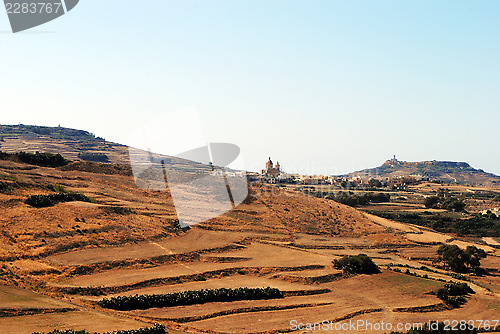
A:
[0, 124, 203, 172]
[345, 156, 500, 186]
[0, 124, 129, 164]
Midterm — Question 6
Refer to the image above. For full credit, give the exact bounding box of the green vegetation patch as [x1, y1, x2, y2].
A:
[15, 151, 68, 167]
[98, 287, 284, 311]
[367, 210, 500, 237]
[329, 192, 390, 207]
[436, 244, 487, 273]
[77, 152, 110, 163]
[0, 150, 68, 167]
[302, 189, 390, 207]
[104, 206, 135, 215]
[433, 282, 474, 308]
[0, 181, 14, 193]
[25, 192, 94, 208]
[0, 173, 18, 181]
[424, 196, 465, 211]
[333, 254, 380, 274]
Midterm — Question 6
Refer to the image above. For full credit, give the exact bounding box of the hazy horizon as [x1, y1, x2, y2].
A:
[2, 122, 499, 178]
[1, 1, 499, 175]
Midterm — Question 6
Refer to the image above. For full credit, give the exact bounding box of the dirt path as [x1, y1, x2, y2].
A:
[362, 212, 421, 233]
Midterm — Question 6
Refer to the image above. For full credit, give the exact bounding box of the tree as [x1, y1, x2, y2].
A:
[464, 246, 487, 270]
[424, 196, 440, 208]
[441, 197, 466, 212]
[436, 244, 487, 273]
[333, 254, 380, 274]
[368, 178, 382, 188]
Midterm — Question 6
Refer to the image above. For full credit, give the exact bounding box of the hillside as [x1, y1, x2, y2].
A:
[345, 156, 500, 186]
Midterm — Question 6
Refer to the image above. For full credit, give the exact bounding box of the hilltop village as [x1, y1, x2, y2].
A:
[248, 156, 424, 190]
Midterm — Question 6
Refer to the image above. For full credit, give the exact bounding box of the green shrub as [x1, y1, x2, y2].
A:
[105, 206, 135, 215]
[434, 282, 474, 308]
[48, 184, 68, 193]
[25, 192, 93, 208]
[0, 182, 14, 193]
[424, 196, 440, 208]
[77, 152, 110, 163]
[333, 254, 380, 274]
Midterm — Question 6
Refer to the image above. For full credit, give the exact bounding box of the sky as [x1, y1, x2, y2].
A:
[1, 1, 499, 175]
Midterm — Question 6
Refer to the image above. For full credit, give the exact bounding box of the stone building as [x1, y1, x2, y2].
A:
[261, 157, 281, 177]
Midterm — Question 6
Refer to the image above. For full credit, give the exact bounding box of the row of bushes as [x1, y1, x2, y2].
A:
[424, 196, 466, 212]
[387, 263, 470, 281]
[98, 287, 284, 311]
[325, 192, 390, 207]
[33, 324, 166, 334]
[25, 192, 94, 208]
[77, 152, 110, 163]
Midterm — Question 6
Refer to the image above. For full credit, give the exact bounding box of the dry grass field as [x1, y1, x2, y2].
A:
[0, 134, 499, 333]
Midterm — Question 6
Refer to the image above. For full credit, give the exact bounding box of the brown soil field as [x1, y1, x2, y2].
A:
[0, 310, 151, 334]
[0, 286, 74, 309]
[46, 229, 244, 266]
[52, 242, 333, 289]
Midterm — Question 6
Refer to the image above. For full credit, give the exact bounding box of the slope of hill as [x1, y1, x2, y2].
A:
[0, 124, 129, 164]
[346, 157, 500, 186]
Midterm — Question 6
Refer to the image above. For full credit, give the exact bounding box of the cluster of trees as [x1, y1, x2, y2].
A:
[33, 324, 166, 334]
[368, 210, 499, 237]
[436, 245, 487, 273]
[424, 196, 466, 212]
[434, 282, 474, 308]
[77, 152, 110, 163]
[327, 192, 390, 207]
[98, 287, 284, 311]
[333, 254, 380, 274]
[25, 192, 93, 208]
[368, 178, 383, 188]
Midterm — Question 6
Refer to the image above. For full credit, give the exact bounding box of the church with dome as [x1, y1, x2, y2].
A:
[261, 157, 281, 177]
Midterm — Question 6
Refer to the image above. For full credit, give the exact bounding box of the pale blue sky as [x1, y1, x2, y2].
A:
[1, 1, 499, 175]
